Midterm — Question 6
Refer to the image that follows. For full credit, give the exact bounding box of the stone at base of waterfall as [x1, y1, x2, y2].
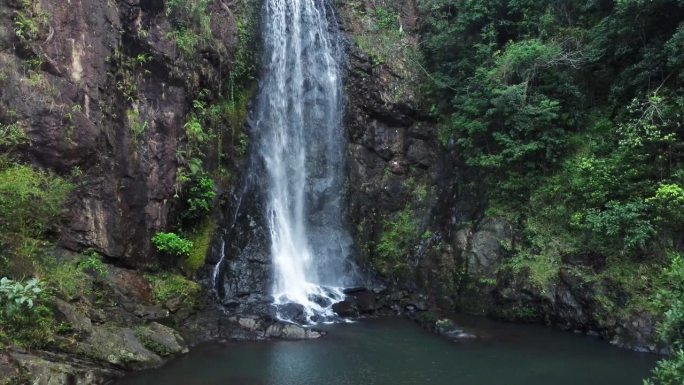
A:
[332, 288, 378, 317]
[435, 319, 477, 340]
[309, 293, 334, 308]
[228, 315, 324, 340]
[332, 300, 356, 317]
[276, 303, 309, 324]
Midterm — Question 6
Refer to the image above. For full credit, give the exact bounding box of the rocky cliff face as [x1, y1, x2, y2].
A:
[0, 0, 238, 266]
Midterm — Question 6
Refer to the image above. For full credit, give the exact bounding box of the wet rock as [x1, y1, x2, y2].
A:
[355, 291, 378, 313]
[309, 293, 334, 308]
[178, 309, 225, 344]
[164, 297, 182, 313]
[406, 139, 432, 167]
[10, 351, 121, 385]
[275, 303, 308, 324]
[342, 287, 365, 295]
[134, 323, 189, 357]
[265, 324, 323, 340]
[73, 325, 161, 370]
[54, 299, 92, 334]
[131, 305, 170, 321]
[332, 300, 358, 317]
[463, 218, 513, 277]
[235, 315, 264, 332]
[435, 319, 477, 340]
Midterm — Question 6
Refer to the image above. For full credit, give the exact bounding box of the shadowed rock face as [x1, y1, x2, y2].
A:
[0, 0, 237, 266]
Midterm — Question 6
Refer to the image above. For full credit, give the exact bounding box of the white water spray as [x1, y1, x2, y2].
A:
[255, 0, 356, 323]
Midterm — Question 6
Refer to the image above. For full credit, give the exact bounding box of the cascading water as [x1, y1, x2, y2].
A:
[254, 0, 356, 324]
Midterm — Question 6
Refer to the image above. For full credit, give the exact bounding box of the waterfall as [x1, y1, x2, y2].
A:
[254, 0, 356, 323]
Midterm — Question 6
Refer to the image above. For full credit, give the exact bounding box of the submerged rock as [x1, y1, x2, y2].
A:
[265, 324, 323, 340]
[435, 319, 477, 340]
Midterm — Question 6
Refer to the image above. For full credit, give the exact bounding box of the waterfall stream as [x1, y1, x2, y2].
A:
[253, 0, 356, 323]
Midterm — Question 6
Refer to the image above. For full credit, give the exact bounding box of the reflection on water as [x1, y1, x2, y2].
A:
[117, 316, 657, 385]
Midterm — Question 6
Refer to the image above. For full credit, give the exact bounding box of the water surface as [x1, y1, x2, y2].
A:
[118, 316, 656, 385]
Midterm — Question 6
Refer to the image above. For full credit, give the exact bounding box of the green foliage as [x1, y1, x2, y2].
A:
[165, 0, 211, 56]
[78, 253, 108, 278]
[648, 184, 684, 229]
[418, 0, 684, 282]
[185, 219, 214, 275]
[582, 200, 655, 252]
[229, 0, 259, 95]
[183, 113, 209, 159]
[0, 164, 72, 239]
[0, 122, 27, 150]
[170, 28, 200, 56]
[145, 273, 200, 307]
[416, 8, 684, 382]
[152, 232, 193, 258]
[127, 106, 148, 143]
[348, 1, 422, 103]
[42, 258, 91, 301]
[13, 0, 50, 42]
[655, 253, 684, 348]
[645, 350, 684, 385]
[183, 174, 216, 223]
[505, 253, 560, 291]
[0, 164, 72, 276]
[646, 253, 684, 384]
[0, 277, 42, 309]
[374, 207, 422, 276]
[373, 7, 398, 31]
[0, 277, 56, 348]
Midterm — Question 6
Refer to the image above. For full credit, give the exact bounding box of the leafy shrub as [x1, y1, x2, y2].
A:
[375, 208, 422, 276]
[0, 164, 72, 276]
[183, 174, 216, 222]
[78, 253, 108, 278]
[655, 253, 684, 348]
[648, 184, 684, 229]
[145, 273, 200, 307]
[646, 253, 684, 384]
[374, 7, 398, 30]
[42, 258, 91, 301]
[0, 122, 27, 150]
[0, 277, 56, 348]
[582, 200, 656, 252]
[0, 164, 72, 238]
[165, 0, 211, 56]
[646, 350, 684, 385]
[152, 232, 193, 257]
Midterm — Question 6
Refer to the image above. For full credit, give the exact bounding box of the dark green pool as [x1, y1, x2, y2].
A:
[117, 316, 656, 385]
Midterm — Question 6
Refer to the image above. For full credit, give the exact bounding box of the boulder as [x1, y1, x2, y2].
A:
[466, 218, 513, 277]
[0, 351, 25, 385]
[265, 324, 323, 340]
[54, 299, 92, 334]
[332, 300, 358, 317]
[134, 323, 189, 357]
[10, 351, 121, 385]
[74, 325, 162, 370]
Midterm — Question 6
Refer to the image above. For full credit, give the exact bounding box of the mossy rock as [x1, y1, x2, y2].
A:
[134, 323, 188, 357]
